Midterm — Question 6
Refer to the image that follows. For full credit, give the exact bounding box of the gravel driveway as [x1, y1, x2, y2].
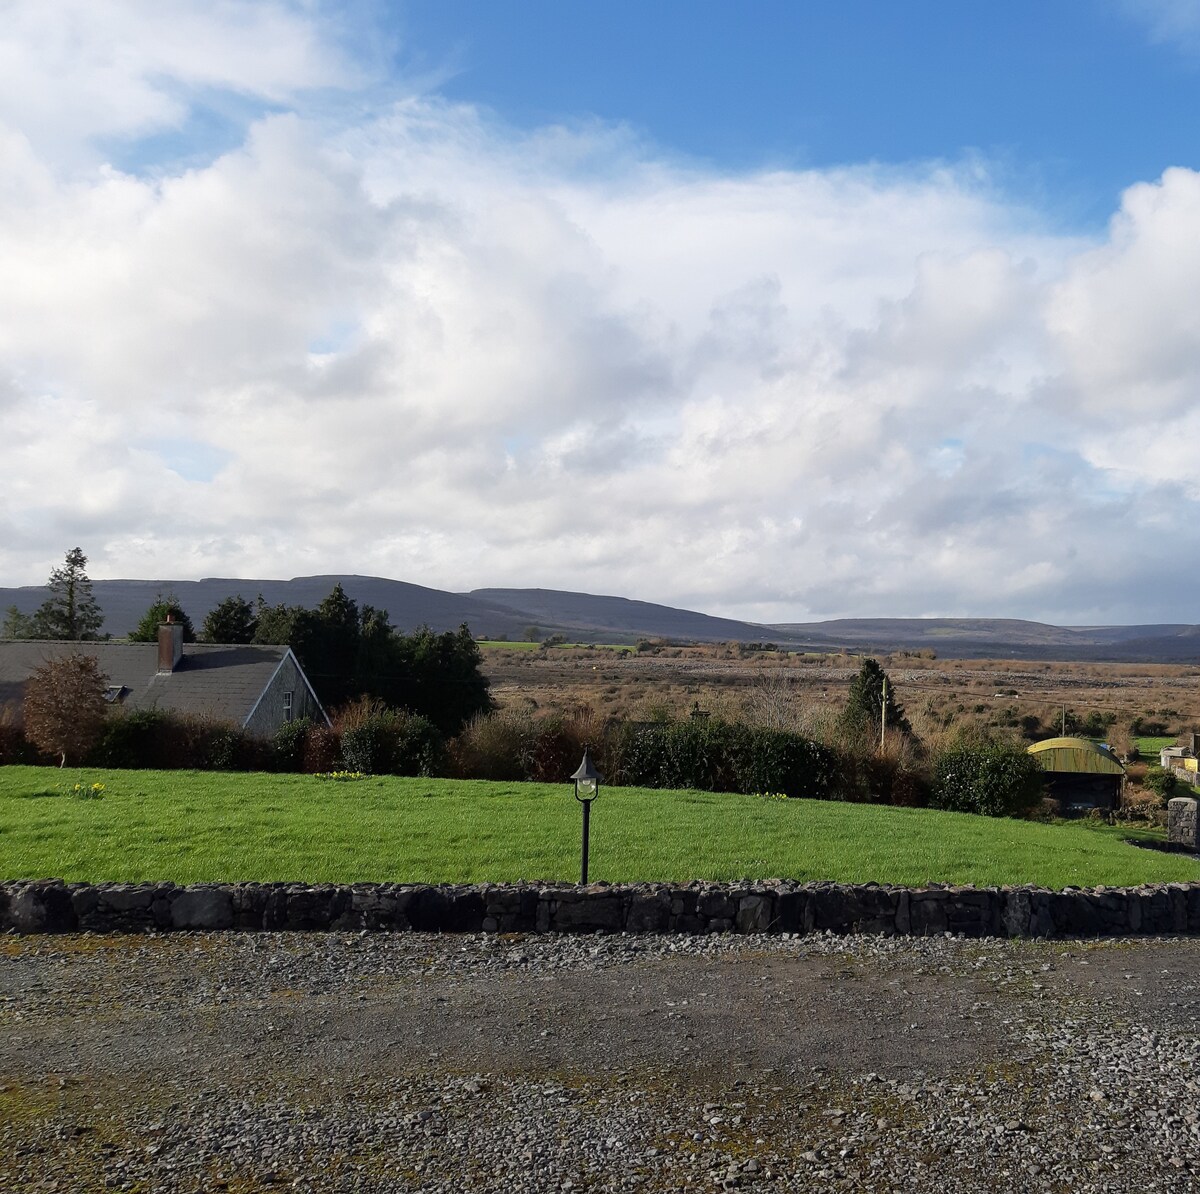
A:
[3, 930, 1199, 1192]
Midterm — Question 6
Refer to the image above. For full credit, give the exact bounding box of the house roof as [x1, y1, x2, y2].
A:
[1027, 736, 1126, 776]
[0, 641, 308, 727]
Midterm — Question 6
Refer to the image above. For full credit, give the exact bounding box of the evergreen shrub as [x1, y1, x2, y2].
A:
[89, 710, 175, 769]
[336, 701, 443, 776]
[612, 718, 835, 797]
[931, 743, 1045, 817]
[272, 717, 312, 772]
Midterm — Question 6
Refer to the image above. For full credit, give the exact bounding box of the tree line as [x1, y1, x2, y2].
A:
[4, 549, 492, 735]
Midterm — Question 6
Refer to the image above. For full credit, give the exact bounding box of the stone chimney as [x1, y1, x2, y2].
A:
[157, 616, 184, 674]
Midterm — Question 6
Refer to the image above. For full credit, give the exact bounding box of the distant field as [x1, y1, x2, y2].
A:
[478, 640, 635, 652]
[0, 767, 1194, 890]
[1137, 736, 1177, 758]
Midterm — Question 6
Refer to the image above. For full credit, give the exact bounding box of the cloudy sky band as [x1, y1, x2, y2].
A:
[2, 1, 1200, 624]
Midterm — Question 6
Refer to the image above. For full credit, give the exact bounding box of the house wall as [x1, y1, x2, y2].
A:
[243, 654, 325, 738]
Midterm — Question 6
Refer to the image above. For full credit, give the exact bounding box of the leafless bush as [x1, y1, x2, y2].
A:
[739, 673, 804, 732]
[0, 701, 31, 765]
[447, 709, 534, 780]
[1107, 723, 1135, 760]
[1115, 788, 1166, 825]
[23, 653, 109, 766]
[302, 724, 340, 773]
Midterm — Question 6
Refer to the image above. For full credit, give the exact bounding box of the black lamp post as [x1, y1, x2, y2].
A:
[570, 750, 603, 884]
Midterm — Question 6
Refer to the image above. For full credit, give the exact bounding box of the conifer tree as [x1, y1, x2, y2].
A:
[841, 657, 911, 737]
[128, 593, 196, 642]
[29, 548, 105, 640]
[201, 595, 258, 643]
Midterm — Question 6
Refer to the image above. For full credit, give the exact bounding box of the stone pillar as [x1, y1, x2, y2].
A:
[1168, 797, 1199, 850]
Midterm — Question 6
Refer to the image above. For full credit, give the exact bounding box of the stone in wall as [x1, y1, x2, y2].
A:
[3, 878, 1200, 939]
[1169, 797, 1199, 850]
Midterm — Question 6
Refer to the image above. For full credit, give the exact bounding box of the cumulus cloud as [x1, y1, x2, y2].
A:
[3, 4, 1200, 623]
[0, 0, 361, 168]
[1047, 168, 1200, 419]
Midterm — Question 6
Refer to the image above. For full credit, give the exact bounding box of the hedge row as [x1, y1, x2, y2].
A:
[0, 708, 1045, 818]
[0, 709, 443, 778]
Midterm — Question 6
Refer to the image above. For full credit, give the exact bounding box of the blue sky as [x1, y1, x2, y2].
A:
[4, 1, 1200, 625]
[395, 0, 1199, 223]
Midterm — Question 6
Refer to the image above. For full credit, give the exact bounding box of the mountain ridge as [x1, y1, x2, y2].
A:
[2, 575, 1199, 661]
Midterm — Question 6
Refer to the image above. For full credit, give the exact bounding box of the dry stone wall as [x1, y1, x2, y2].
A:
[1169, 797, 1200, 850]
[4, 878, 1200, 938]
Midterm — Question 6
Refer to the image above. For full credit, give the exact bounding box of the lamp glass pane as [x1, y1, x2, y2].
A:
[577, 778, 598, 800]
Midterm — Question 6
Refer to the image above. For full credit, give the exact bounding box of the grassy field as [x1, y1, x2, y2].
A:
[1136, 736, 1177, 758]
[0, 767, 1195, 889]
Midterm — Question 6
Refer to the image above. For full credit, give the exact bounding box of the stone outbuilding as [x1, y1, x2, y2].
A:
[1027, 736, 1125, 814]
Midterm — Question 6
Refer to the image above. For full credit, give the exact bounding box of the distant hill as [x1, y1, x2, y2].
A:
[769, 617, 1088, 646]
[468, 588, 780, 644]
[766, 617, 1200, 661]
[3, 574, 1200, 661]
[0, 576, 549, 642]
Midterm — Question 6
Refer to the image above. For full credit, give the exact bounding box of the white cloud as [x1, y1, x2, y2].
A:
[0, 0, 359, 165]
[1047, 168, 1200, 419]
[1119, 0, 1200, 51]
[3, 7, 1200, 624]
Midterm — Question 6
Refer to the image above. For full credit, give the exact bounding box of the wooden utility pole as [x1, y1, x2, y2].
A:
[881, 677, 888, 752]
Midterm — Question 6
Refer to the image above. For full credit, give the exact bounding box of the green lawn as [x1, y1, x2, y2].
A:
[1136, 736, 1176, 759]
[1, 767, 1195, 890]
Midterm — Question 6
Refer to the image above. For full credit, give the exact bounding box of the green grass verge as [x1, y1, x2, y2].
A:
[1, 767, 1195, 889]
[1136, 736, 1176, 758]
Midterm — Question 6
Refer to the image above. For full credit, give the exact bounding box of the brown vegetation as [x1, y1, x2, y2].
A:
[480, 642, 1200, 738]
[22, 653, 109, 766]
[478, 642, 1200, 819]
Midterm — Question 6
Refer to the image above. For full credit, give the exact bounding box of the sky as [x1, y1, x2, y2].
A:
[4, 1, 1200, 625]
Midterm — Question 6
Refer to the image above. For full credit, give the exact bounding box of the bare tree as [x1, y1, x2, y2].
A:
[740, 672, 801, 731]
[23, 653, 109, 766]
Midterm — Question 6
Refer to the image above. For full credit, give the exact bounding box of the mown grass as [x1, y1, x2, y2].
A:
[1136, 736, 1176, 758]
[0, 766, 1195, 889]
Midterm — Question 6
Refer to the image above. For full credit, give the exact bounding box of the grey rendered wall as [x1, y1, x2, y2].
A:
[244, 654, 323, 737]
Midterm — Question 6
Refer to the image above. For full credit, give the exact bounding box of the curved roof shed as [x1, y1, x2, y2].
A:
[1027, 737, 1125, 811]
[1028, 737, 1125, 775]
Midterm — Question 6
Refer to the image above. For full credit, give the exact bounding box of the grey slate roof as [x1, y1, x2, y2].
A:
[0, 641, 301, 727]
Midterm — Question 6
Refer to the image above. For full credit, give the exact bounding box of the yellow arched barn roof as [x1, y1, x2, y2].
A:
[1027, 737, 1126, 775]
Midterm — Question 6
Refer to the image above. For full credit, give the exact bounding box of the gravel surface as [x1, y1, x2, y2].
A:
[3, 930, 1200, 1192]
